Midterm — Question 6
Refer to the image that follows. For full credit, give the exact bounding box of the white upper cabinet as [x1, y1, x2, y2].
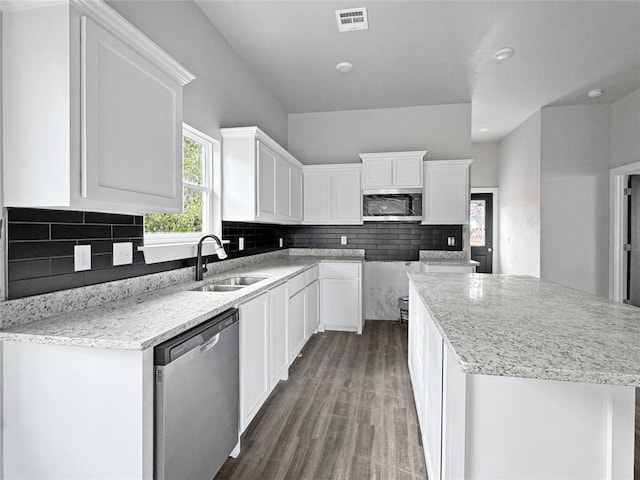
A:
[422, 159, 473, 224]
[303, 165, 362, 225]
[221, 127, 303, 225]
[2, 1, 194, 214]
[360, 151, 426, 190]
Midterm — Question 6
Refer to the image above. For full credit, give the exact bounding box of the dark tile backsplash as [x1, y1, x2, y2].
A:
[5, 208, 462, 299]
[282, 223, 462, 261]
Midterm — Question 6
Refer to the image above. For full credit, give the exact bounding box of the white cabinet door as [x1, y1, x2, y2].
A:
[305, 280, 319, 338]
[424, 307, 444, 480]
[393, 158, 422, 188]
[257, 141, 277, 221]
[423, 160, 472, 224]
[290, 167, 303, 222]
[288, 289, 306, 362]
[239, 292, 270, 433]
[321, 279, 360, 332]
[303, 170, 331, 223]
[408, 283, 426, 423]
[332, 169, 362, 224]
[276, 157, 291, 220]
[2, 5, 192, 215]
[82, 17, 182, 212]
[363, 159, 393, 188]
[269, 283, 289, 390]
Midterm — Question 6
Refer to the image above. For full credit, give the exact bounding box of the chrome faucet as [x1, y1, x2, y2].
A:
[196, 234, 227, 281]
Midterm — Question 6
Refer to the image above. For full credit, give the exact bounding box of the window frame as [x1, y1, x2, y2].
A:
[141, 124, 222, 255]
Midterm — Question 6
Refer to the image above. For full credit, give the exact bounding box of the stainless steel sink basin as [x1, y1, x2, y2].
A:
[191, 285, 245, 293]
[213, 276, 267, 286]
[190, 276, 268, 293]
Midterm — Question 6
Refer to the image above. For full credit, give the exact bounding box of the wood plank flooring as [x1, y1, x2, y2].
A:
[214, 321, 427, 480]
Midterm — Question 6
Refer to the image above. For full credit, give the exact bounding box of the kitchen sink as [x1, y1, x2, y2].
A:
[190, 276, 268, 293]
[191, 285, 245, 293]
[213, 276, 267, 286]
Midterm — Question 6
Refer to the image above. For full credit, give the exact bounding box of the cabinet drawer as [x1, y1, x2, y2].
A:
[288, 272, 306, 296]
[320, 262, 361, 279]
[305, 265, 319, 284]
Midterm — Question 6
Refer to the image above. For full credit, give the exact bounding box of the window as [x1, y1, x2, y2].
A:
[144, 124, 221, 246]
[469, 199, 486, 247]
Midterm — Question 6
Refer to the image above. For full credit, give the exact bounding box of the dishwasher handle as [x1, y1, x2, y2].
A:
[200, 333, 220, 352]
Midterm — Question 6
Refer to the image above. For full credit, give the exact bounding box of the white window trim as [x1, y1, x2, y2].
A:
[139, 124, 223, 264]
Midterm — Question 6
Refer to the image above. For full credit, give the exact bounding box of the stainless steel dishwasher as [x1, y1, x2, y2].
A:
[154, 308, 239, 480]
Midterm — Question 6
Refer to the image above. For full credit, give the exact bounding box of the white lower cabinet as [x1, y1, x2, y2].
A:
[268, 283, 289, 391]
[239, 292, 270, 433]
[288, 285, 306, 362]
[305, 280, 319, 337]
[320, 262, 363, 334]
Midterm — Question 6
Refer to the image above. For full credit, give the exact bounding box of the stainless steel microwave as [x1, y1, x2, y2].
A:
[362, 190, 423, 221]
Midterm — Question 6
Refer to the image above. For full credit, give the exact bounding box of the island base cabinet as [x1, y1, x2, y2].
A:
[409, 288, 636, 480]
[2, 341, 154, 480]
[442, 352, 635, 480]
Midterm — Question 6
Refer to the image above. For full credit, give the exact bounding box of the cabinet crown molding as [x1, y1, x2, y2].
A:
[303, 163, 362, 172]
[359, 151, 428, 161]
[423, 158, 473, 166]
[220, 126, 303, 169]
[3, 0, 196, 85]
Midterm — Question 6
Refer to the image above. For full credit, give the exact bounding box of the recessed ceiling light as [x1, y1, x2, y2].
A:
[494, 47, 515, 61]
[479, 127, 491, 132]
[588, 88, 604, 98]
[336, 62, 354, 73]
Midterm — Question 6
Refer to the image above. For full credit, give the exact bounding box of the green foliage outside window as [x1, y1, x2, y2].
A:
[145, 136, 206, 234]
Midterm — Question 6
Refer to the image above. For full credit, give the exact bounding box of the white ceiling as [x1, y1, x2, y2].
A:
[195, 0, 640, 141]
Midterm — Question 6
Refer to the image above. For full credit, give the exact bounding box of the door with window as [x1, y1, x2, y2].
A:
[470, 193, 493, 273]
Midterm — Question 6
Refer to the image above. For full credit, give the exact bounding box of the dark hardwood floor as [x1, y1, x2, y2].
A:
[215, 320, 427, 480]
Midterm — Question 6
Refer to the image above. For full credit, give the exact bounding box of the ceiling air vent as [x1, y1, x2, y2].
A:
[335, 8, 368, 32]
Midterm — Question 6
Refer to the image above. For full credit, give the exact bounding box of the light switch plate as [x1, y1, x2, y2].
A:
[447, 236, 456, 246]
[239, 237, 244, 251]
[279, 238, 283, 248]
[113, 242, 133, 266]
[74, 245, 91, 271]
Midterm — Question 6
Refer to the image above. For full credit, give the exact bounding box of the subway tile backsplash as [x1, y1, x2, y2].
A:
[282, 223, 462, 261]
[5, 208, 462, 299]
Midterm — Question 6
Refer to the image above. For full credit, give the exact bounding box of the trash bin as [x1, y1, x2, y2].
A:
[398, 296, 409, 323]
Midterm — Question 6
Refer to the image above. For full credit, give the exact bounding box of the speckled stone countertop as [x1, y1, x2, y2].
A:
[0, 255, 363, 350]
[408, 273, 640, 386]
[419, 250, 479, 266]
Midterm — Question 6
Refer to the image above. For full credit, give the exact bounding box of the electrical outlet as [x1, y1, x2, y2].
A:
[341, 235, 348, 245]
[447, 236, 456, 246]
[74, 245, 91, 271]
[279, 238, 283, 248]
[113, 242, 133, 266]
[239, 237, 245, 251]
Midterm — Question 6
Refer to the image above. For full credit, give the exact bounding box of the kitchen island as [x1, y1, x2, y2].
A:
[408, 272, 640, 480]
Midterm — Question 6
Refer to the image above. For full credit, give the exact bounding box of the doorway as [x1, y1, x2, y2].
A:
[470, 192, 494, 273]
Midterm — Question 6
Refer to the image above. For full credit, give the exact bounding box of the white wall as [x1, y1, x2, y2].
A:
[471, 142, 499, 188]
[288, 103, 471, 164]
[540, 105, 611, 297]
[498, 112, 541, 277]
[107, 0, 288, 147]
[610, 88, 640, 169]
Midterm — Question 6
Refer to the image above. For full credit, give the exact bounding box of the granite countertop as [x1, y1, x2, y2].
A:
[0, 255, 363, 350]
[408, 273, 640, 386]
[420, 258, 480, 266]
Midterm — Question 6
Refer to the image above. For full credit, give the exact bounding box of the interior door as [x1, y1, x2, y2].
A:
[470, 193, 493, 273]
